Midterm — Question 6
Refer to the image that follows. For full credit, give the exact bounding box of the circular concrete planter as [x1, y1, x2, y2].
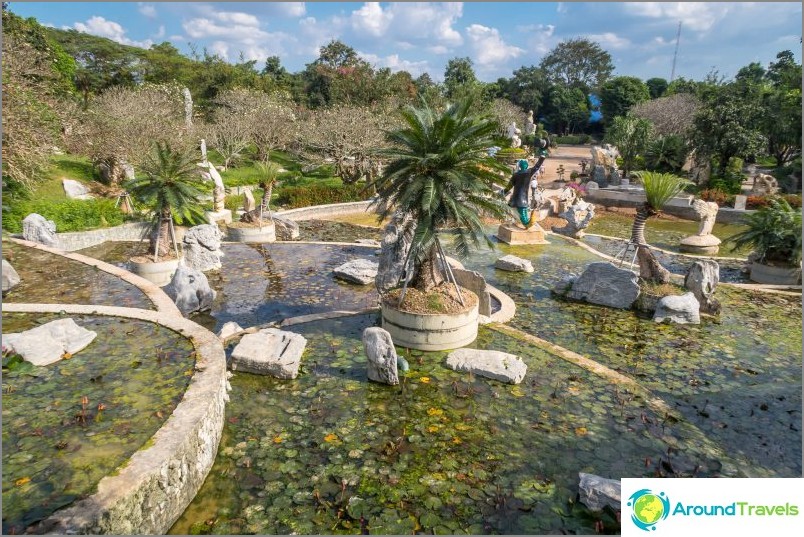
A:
[381, 292, 479, 351]
[226, 222, 276, 243]
[129, 257, 180, 287]
[749, 262, 802, 285]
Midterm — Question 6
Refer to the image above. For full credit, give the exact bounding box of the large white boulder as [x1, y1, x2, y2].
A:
[565, 262, 640, 310]
[578, 473, 621, 512]
[182, 224, 224, 272]
[654, 292, 701, 324]
[164, 264, 216, 315]
[62, 179, 93, 200]
[362, 327, 399, 385]
[2, 258, 21, 294]
[446, 348, 527, 384]
[495, 255, 534, 273]
[22, 213, 61, 248]
[333, 258, 379, 285]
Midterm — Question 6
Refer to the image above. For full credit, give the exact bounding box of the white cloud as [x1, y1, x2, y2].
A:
[72, 16, 152, 48]
[428, 45, 449, 55]
[153, 25, 165, 40]
[351, 2, 392, 37]
[584, 32, 631, 50]
[359, 51, 430, 77]
[275, 2, 306, 17]
[214, 11, 260, 27]
[183, 18, 267, 41]
[138, 3, 157, 19]
[209, 41, 230, 60]
[557, 3, 568, 14]
[346, 2, 463, 48]
[516, 24, 556, 55]
[466, 24, 525, 65]
[622, 2, 731, 32]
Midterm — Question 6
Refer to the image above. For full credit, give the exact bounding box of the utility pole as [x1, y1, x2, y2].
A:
[670, 21, 682, 82]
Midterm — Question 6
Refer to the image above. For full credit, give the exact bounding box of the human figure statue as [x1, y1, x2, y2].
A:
[524, 110, 535, 135]
[506, 121, 519, 139]
[501, 159, 541, 229]
[691, 198, 719, 237]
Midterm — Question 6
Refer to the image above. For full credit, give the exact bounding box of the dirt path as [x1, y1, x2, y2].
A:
[538, 144, 592, 187]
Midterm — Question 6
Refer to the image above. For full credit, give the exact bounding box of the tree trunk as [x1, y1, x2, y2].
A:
[150, 208, 173, 258]
[411, 244, 445, 292]
[631, 203, 671, 283]
[261, 181, 274, 214]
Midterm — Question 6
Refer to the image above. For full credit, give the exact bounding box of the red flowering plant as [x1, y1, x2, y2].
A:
[566, 182, 588, 199]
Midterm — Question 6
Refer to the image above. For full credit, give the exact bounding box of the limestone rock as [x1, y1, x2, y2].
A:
[217, 321, 244, 340]
[684, 260, 721, 315]
[654, 292, 701, 324]
[3, 318, 97, 366]
[362, 327, 399, 385]
[273, 214, 300, 240]
[230, 328, 307, 379]
[552, 274, 577, 297]
[452, 268, 491, 316]
[446, 348, 527, 384]
[565, 262, 640, 309]
[2, 258, 21, 294]
[495, 255, 534, 273]
[182, 224, 224, 272]
[376, 212, 414, 293]
[242, 189, 256, 212]
[62, 179, 93, 200]
[333, 258, 379, 285]
[579, 473, 621, 512]
[164, 264, 216, 315]
[553, 200, 596, 239]
[22, 213, 61, 248]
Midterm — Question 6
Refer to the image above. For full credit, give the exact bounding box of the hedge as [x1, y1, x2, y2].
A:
[2, 198, 127, 233]
[274, 183, 372, 209]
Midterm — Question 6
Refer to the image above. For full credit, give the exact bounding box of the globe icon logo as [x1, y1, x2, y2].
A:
[627, 489, 670, 531]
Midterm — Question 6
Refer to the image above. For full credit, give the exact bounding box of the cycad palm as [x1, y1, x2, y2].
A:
[125, 142, 208, 257]
[631, 171, 690, 282]
[371, 98, 510, 292]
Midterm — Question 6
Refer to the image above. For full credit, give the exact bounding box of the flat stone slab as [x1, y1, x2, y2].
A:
[496, 223, 549, 245]
[446, 348, 527, 384]
[495, 254, 534, 273]
[3, 318, 97, 366]
[333, 258, 379, 285]
[62, 178, 93, 200]
[579, 473, 621, 512]
[231, 328, 307, 379]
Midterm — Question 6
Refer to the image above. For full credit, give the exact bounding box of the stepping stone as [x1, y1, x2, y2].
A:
[231, 328, 307, 379]
[217, 321, 244, 340]
[654, 292, 700, 324]
[446, 348, 527, 384]
[494, 255, 534, 273]
[333, 258, 379, 285]
[579, 473, 621, 512]
[3, 318, 97, 366]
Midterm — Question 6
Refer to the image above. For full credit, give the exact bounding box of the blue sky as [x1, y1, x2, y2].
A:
[9, 2, 802, 82]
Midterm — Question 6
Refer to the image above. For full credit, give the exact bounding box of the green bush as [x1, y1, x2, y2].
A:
[275, 183, 371, 209]
[553, 134, 591, 145]
[2, 198, 127, 233]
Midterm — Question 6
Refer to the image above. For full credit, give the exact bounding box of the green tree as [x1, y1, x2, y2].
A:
[600, 76, 650, 127]
[761, 51, 802, 167]
[691, 82, 765, 173]
[125, 142, 208, 258]
[727, 198, 802, 267]
[630, 171, 690, 282]
[539, 38, 614, 93]
[443, 57, 478, 99]
[646, 77, 668, 99]
[604, 115, 653, 178]
[142, 42, 194, 88]
[766, 50, 802, 89]
[371, 98, 510, 293]
[502, 65, 548, 113]
[542, 84, 589, 135]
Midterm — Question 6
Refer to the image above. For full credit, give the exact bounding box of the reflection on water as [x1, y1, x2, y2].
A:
[2, 241, 153, 309]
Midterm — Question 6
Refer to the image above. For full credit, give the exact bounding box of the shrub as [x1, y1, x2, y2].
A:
[274, 183, 371, 209]
[745, 196, 771, 210]
[2, 198, 127, 233]
[782, 194, 802, 208]
[727, 199, 802, 266]
[553, 134, 591, 145]
[699, 188, 735, 207]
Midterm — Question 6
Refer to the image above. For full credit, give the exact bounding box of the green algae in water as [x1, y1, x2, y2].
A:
[1, 313, 196, 533]
[2, 241, 153, 310]
[171, 315, 754, 536]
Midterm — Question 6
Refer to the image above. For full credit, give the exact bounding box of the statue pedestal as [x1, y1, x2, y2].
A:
[496, 223, 549, 245]
[205, 209, 232, 225]
[679, 234, 721, 255]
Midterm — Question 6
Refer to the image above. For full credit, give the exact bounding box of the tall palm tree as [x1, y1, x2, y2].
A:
[631, 171, 690, 282]
[125, 141, 208, 258]
[370, 98, 510, 293]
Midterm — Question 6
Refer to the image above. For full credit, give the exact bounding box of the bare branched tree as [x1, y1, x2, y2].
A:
[487, 99, 527, 139]
[1, 28, 62, 192]
[629, 93, 701, 137]
[67, 83, 189, 187]
[296, 104, 397, 184]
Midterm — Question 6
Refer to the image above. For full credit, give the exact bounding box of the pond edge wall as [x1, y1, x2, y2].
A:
[5, 303, 228, 535]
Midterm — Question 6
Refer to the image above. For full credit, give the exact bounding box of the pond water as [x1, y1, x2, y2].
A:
[1, 313, 196, 534]
[78, 241, 380, 334]
[2, 240, 153, 309]
[70, 219, 799, 534]
[170, 315, 749, 536]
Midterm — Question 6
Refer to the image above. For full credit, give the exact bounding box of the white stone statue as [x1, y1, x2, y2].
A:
[182, 87, 193, 129]
[506, 121, 519, 139]
[200, 139, 207, 162]
[200, 161, 226, 213]
[679, 198, 721, 254]
[691, 198, 719, 237]
[751, 173, 779, 196]
[524, 110, 535, 135]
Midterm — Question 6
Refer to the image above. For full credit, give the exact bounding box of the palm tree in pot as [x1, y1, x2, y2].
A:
[240, 160, 280, 225]
[125, 141, 208, 260]
[371, 98, 510, 309]
[629, 171, 690, 283]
